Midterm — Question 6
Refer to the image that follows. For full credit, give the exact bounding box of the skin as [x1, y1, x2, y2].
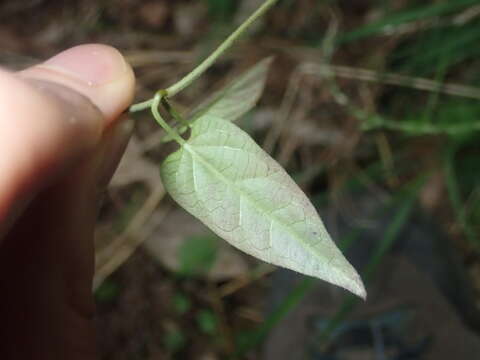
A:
[0, 44, 136, 359]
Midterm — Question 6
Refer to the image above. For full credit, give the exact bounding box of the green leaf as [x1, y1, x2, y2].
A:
[191, 57, 273, 122]
[161, 58, 273, 143]
[160, 115, 366, 299]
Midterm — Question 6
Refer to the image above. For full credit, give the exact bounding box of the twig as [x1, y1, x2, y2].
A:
[94, 185, 166, 289]
[262, 65, 304, 153]
[219, 264, 275, 297]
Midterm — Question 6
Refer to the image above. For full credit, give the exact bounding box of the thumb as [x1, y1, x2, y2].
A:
[21, 43, 135, 122]
[0, 44, 135, 236]
[0, 45, 135, 360]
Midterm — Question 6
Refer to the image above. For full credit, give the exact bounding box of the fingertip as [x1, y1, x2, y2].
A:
[21, 44, 136, 124]
[0, 44, 135, 239]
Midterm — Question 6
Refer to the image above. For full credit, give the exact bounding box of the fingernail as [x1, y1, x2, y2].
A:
[24, 44, 136, 120]
[42, 44, 129, 86]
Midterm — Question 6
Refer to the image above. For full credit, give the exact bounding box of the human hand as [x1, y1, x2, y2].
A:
[0, 44, 135, 359]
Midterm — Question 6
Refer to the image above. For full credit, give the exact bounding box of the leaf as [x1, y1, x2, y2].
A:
[160, 115, 366, 299]
[161, 58, 273, 143]
[191, 57, 273, 122]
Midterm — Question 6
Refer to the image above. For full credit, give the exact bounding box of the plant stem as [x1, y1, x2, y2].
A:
[130, 98, 153, 113]
[129, 0, 279, 113]
[161, 97, 190, 128]
[167, 0, 278, 96]
[151, 92, 185, 146]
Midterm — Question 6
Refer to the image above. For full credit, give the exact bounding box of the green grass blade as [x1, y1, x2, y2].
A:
[339, 0, 479, 43]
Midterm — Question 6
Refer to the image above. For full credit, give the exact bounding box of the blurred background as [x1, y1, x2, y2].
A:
[2, 0, 480, 359]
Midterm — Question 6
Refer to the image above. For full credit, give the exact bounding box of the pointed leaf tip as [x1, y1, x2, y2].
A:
[345, 271, 367, 300]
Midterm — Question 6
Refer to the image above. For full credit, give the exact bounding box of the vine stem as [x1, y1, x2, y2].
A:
[130, 0, 279, 113]
[151, 92, 186, 146]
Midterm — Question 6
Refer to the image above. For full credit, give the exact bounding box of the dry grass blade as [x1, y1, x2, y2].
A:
[262, 64, 304, 153]
[219, 264, 275, 297]
[94, 185, 166, 290]
[310, 63, 480, 100]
